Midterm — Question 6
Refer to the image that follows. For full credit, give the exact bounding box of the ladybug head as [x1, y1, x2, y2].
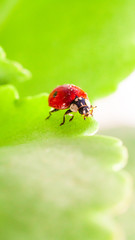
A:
[70, 97, 96, 118]
[78, 105, 91, 117]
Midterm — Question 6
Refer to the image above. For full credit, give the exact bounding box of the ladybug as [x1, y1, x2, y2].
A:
[46, 84, 96, 126]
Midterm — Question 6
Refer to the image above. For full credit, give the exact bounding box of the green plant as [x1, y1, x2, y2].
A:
[0, 1, 135, 239]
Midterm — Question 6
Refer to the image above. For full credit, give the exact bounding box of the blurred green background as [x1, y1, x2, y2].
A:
[101, 128, 135, 240]
[0, 0, 135, 99]
[0, 1, 135, 240]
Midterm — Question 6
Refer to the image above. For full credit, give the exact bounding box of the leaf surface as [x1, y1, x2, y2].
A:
[0, 0, 135, 99]
[0, 83, 131, 239]
[0, 47, 31, 85]
[0, 134, 130, 240]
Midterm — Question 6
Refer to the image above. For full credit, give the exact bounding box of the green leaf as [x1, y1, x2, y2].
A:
[0, 84, 131, 239]
[0, 0, 135, 99]
[0, 85, 98, 146]
[101, 127, 135, 240]
[0, 47, 31, 85]
[0, 0, 18, 26]
[0, 134, 131, 240]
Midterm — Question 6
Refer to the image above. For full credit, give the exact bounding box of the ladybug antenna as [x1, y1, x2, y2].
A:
[90, 105, 97, 116]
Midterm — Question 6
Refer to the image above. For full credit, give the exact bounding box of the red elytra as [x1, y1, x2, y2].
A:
[48, 84, 88, 109]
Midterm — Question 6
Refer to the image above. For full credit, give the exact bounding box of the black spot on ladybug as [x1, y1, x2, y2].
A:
[53, 91, 57, 98]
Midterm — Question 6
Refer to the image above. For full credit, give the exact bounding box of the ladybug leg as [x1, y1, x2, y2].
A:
[60, 110, 74, 126]
[45, 109, 59, 120]
[69, 114, 74, 122]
